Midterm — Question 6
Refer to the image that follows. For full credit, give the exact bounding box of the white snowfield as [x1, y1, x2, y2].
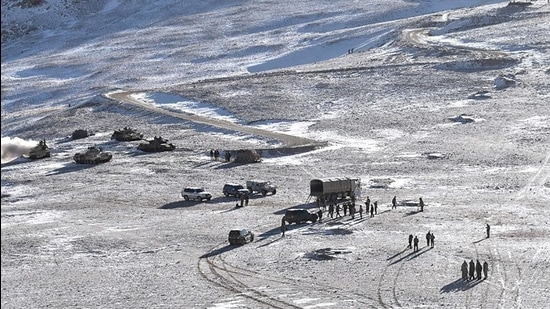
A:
[1, 0, 549, 308]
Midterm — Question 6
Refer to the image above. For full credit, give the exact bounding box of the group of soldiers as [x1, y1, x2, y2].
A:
[462, 260, 489, 280]
[407, 231, 435, 252]
[321, 195, 417, 220]
[209, 149, 231, 162]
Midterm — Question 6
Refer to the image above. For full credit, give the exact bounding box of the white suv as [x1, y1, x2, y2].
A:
[181, 187, 212, 201]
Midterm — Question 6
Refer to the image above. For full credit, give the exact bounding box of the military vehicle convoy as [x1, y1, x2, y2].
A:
[73, 146, 112, 164]
[111, 127, 143, 141]
[137, 136, 175, 152]
[26, 139, 51, 159]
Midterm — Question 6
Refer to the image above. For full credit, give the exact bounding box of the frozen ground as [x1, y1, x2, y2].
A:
[1, 0, 550, 308]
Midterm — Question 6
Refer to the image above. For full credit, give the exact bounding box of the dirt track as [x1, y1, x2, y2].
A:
[106, 91, 323, 151]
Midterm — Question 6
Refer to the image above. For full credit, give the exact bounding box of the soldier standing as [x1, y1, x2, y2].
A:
[461, 261, 468, 280]
[413, 236, 419, 252]
[359, 204, 363, 219]
[483, 261, 489, 279]
[430, 233, 435, 248]
[374, 201, 378, 214]
[336, 204, 342, 217]
[343, 203, 348, 216]
[392, 196, 397, 209]
[419, 197, 425, 212]
[476, 260, 483, 280]
[328, 204, 334, 218]
[281, 216, 287, 237]
[486, 224, 491, 238]
[426, 231, 431, 247]
[365, 196, 371, 211]
[370, 204, 375, 217]
[245, 194, 249, 206]
[469, 260, 475, 280]
[408, 234, 413, 249]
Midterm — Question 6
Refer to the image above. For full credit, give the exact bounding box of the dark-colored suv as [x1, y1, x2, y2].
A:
[284, 209, 318, 224]
[223, 183, 249, 198]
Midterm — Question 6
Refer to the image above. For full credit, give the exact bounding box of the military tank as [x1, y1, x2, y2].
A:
[137, 136, 176, 152]
[73, 146, 113, 164]
[111, 127, 143, 141]
[72, 129, 94, 140]
[26, 139, 51, 159]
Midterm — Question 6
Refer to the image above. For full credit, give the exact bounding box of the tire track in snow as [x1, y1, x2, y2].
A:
[199, 241, 377, 308]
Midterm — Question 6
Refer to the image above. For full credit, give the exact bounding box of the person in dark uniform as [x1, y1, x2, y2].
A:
[469, 260, 475, 280]
[370, 204, 374, 217]
[374, 201, 378, 214]
[408, 234, 413, 249]
[419, 197, 425, 212]
[413, 236, 419, 252]
[461, 261, 468, 280]
[281, 216, 287, 237]
[392, 196, 397, 209]
[430, 233, 435, 248]
[483, 261, 489, 279]
[476, 260, 483, 280]
[426, 231, 431, 247]
[317, 209, 323, 221]
[359, 204, 363, 219]
[328, 204, 334, 218]
[486, 224, 491, 238]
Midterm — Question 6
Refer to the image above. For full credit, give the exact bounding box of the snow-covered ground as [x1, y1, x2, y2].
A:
[2, 0, 549, 308]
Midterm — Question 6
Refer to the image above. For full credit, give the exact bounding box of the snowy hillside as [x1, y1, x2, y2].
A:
[2, 0, 549, 308]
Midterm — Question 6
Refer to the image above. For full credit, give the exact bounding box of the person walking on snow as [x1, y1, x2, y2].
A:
[413, 236, 419, 252]
[359, 204, 363, 219]
[486, 223, 491, 238]
[392, 196, 397, 209]
[430, 233, 435, 247]
[426, 231, 431, 247]
[483, 261, 489, 279]
[408, 234, 413, 249]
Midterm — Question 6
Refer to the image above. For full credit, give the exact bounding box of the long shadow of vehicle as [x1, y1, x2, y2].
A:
[159, 195, 264, 209]
[200, 245, 237, 258]
[46, 162, 98, 176]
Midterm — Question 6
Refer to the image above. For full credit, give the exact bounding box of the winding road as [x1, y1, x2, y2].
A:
[105, 90, 321, 149]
